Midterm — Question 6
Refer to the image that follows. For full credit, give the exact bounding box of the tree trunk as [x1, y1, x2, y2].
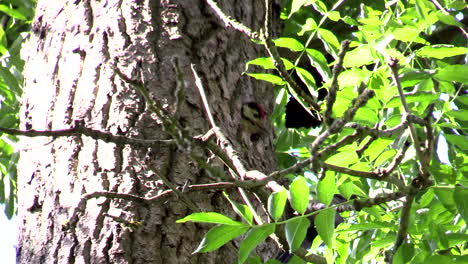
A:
[17, 1, 277, 263]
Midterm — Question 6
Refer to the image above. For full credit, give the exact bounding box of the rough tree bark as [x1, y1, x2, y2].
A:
[17, 1, 277, 263]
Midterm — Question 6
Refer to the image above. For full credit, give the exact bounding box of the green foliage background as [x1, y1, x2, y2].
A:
[0, 0, 34, 218]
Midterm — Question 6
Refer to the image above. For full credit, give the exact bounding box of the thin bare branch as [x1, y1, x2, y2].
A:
[0, 123, 175, 148]
[388, 194, 415, 263]
[63, 182, 236, 232]
[324, 40, 350, 124]
[388, 59, 430, 179]
[205, 0, 259, 39]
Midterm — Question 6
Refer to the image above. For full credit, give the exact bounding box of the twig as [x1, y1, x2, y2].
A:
[0, 123, 175, 147]
[153, 169, 200, 212]
[114, 66, 190, 148]
[388, 59, 429, 179]
[388, 194, 415, 263]
[191, 64, 217, 128]
[320, 162, 408, 191]
[383, 141, 410, 175]
[263, 37, 321, 112]
[191, 64, 248, 180]
[430, 0, 468, 38]
[205, 0, 259, 39]
[291, 0, 347, 67]
[63, 182, 236, 231]
[319, 132, 360, 159]
[342, 89, 375, 123]
[346, 113, 427, 138]
[206, 0, 321, 115]
[324, 40, 350, 124]
[171, 56, 187, 119]
[191, 62, 266, 226]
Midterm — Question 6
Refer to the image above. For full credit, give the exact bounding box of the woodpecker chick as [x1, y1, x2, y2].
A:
[241, 102, 268, 134]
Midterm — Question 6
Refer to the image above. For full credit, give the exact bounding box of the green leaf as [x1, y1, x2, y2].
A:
[246, 57, 294, 70]
[0, 65, 21, 95]
[386, 92, 438, 108]
[238, 224, 275, 263]
[274, 38, 304, 52]
[315, 208, 335, 248]
[355, 106, 379, 126]
[434, 188, 456, 213]
[446, 110, 468, 121]
[223, 192, 253, 225]
[285, 216, 310, 252]
[306, 48, 331, 81]
[194, 224, 249, 253]
[364, 138, 394, 162]
[343, 45, 375, 68]
[289, 0, 308, 17]
[399, 69, 435, 88]
[318, 28, 340, 56]
[298, 18, 318, 36]
[436, 12, 464, 27]
[338, 68, 369, 88]
[444, 134, 468, 151]
[176, 212, 245, 225]
[317, 170, 335, 206]
[453, 186, 468, 225]
[393, 242, 415, 264]
[435, 65, 468, 84]
[345, 221, 396, 231]
[0, 5, 28, 20]
[312, 0, 327, 14]
[296, 67, 316, 92]
[328, 11, 340, 21]
[417, 45, 468, 59]
[289, 176, 310, 215]
[423, 255, 454, 264]
[325, 150, 359, 167]
[392, 26, 423, 43]
[374, 149, 397, 167]
[247, 73, 285, 85]
[268, 188, 288, 221]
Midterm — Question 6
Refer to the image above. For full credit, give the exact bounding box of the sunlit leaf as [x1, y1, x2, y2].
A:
[289, 0, 308, 17]
[268, 188, 288, 221]
[343, 45, 375, 68]
[274, 38, 304, 52]
[318, 28, 340, 56]
[238, 224, 275, 263]
[223, 192, 253, 225]
[444, 134, 468, 151]
[454, 186, 468, 225]
[246, 57, 294, 70]
[315, 208, 335, 248]
[177, 212, 245, 225]
[417, 45, 468, 59]
[194, 224, 249, 253]
[298, 18, 318, 35]
[0, 5, 28, 20]
[435, 65, 468, 84]
[247, 73, 285, 85]
[434, 188, 456, 213]
[326, 151, 359, 167]
[317, 170, 335, 206]
[285, 216, 310, 251]
[289, 176, 310, 215]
